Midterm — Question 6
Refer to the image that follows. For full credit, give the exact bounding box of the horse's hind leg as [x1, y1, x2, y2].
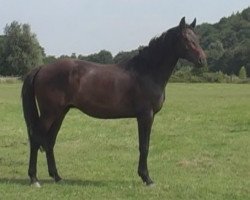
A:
[45, 109, 68, 182]
[46, 149, 61, 182]
[28, 140, 40, 187]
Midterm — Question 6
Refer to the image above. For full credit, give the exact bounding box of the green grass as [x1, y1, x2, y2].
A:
[0, 83, 249, 199]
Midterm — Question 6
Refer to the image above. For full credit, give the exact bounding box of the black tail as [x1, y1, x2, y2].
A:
[21, 67, 46, 150]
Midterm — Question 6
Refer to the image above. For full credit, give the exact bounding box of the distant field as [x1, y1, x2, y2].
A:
[0, 83, 249, 200]
[0, 77, 20, 84]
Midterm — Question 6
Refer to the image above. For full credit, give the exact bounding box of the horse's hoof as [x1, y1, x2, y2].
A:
[56, 179, 65, 185]
[49, 172, 62, 182]
[146, 182, 156, 187]
[31, 181, 41, 188]
[54, 176, 62, 183]
[144, 179, 154, 187]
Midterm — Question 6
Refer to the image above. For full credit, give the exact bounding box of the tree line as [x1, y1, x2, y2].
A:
[0, 7, 249, 81]
[196, 7, 250, 79]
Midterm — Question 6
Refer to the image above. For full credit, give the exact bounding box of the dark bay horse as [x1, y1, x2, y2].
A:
[22, 17, 206, 187]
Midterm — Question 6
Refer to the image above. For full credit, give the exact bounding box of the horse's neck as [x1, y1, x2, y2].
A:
[122, 30, 180, 89]
[127, 40, 179, 89]
[157, 54, 179, 88]
[138, 51, 179, 90]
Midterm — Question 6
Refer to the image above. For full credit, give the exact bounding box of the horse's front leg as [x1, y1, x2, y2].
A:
[137, 110, 154, 186]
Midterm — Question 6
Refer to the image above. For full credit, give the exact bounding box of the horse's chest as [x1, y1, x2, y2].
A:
[152, 92, 165, 113]
[137, 79, 166, 114]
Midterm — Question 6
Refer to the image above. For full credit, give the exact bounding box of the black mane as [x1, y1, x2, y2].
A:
[121, 26, 179, 74]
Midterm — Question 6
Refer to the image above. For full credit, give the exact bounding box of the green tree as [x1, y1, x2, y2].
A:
[79, 50, 113, 64]
[43, 55, 57, 65]
[207, 40, 224, 60]
[0, 35, 6, 73]
[113, 48, 141, 64]
[239, 66, 247, 79]
[71, 53, 77, 59]
[242, 7, 250, 21]
[0, 21, 43, 76]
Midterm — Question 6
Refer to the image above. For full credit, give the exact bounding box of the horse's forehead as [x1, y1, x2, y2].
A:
[185, 29, 198, 42]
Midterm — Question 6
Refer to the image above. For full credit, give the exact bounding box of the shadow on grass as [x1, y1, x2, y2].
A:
[0, 178, 129, 187]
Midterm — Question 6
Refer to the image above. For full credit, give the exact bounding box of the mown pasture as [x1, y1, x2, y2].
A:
[0, 83, 249, 199]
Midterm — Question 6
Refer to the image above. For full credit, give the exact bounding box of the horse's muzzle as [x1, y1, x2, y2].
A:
[196, 57, 207, 68]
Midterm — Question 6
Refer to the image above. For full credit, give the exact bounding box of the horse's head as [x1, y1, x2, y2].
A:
[175, 17, 207, 68]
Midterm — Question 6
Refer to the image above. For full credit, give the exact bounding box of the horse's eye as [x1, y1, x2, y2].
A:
[183, 37, 189, 42]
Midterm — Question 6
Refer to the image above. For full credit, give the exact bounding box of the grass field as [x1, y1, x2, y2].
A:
[0, 83, 249, 200]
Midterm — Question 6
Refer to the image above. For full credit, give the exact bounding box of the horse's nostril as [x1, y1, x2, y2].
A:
[197, 57, 207, 67]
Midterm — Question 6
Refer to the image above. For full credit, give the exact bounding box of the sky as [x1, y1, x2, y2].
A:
[0, 0, 249, 56]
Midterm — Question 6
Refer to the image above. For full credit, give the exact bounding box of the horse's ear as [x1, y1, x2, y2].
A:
[179, 17, 186, 30]
[190, 18, 196, 28]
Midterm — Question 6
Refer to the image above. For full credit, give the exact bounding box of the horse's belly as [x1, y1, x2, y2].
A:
[76, 99, 135, 119]
[74, 86, 136, 118]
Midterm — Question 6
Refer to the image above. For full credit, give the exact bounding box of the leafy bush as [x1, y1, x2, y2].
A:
[239, 66, 247, 79]
[0, 77, 20, 84]
[170, 68, 250, 83]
